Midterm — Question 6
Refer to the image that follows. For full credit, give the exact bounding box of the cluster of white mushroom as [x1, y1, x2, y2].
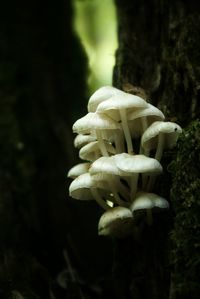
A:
[68, 86, 182, 237]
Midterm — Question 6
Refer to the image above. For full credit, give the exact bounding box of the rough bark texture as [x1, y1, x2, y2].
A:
[113, 1, 200, 299]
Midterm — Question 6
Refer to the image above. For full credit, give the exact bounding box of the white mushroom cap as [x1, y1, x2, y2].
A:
[97, 93, 148, 121]
[87, 86, 123, 112]
[128, 103, 165, 137]
[98, 206, 133, 237]
[114, 153, 163, 174]
[69, 173, 111, 210]
[73, 112, 121, 134]
[97, 93, 147, 154]
[67, 163, 91, 179]
[79, 141, 116, 161]
[69, 173, 106, 200]
[130, 192, 169, 212]
[141, 121, 182, 151]
[74, 134, 96, 149]
[89, 156, 130, 207]
[128, 103, 164, 121]
[90, 156, 122, 176]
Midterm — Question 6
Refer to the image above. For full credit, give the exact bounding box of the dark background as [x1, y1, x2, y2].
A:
[0, 0, 200, 299]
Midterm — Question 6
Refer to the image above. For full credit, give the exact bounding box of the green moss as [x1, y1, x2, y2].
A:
[170, 119, 200, 299]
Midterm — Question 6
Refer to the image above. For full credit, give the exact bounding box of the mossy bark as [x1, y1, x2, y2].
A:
[113, 1, 200, 298]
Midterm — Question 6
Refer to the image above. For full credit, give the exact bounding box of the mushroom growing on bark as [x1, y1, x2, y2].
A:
[73, 112, 121, 157]
[87, 85, 124, 112]
[130, 191, 169, 225]
[79, 140, 116, 161]
[89, 156, 130, 206]
[97, 93, 148, 154]
[69, 173, 111, 210]
[98, 206, 133, 237]
[114, 153, 163, 199]
[141, 121, 182, 161]
[68, 86, 182, 237]
[67, 162, 91, 179]
[74, 134, 96, 149]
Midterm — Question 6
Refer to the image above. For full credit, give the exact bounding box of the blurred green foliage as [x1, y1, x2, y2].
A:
[73, 0, 118, 94]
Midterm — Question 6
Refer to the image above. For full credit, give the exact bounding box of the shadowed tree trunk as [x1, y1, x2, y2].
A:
[0, 0, 91, 298]
[113, 1, 200, 299]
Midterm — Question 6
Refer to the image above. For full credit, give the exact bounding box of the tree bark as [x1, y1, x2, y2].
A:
[113, 1, 200, 298]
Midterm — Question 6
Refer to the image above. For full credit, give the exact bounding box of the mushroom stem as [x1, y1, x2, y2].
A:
[91, 188, 110, 210]
[119, 108, 134, 154]
[139, 117, 148, 154]
[146, 133, 165, 191]
[95, 130, 109, 157]
[155, 132, 165, 161]
[114, 131, 125, 153]
[130, 174, 138, 201]
[140, 116, 149, 186]
[108, 178, 129, 207]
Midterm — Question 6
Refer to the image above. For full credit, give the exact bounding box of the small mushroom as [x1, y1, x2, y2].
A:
[90, 156, 130, 206]
[69, 173, 111, 210]
[141, 121, 182, 161]
[73, 112, 121, 156]
[74, 134, 96, 149]
[114, 153, 163, 198]
[128, 103, 165, 142]
[87, 85, 123, 112]
[67, 162, 91, 179]
[130, 192, 169, 225]
[97, 93, 148, 154]
[98, 206, 133, 237]
[79, 141, 116, 161]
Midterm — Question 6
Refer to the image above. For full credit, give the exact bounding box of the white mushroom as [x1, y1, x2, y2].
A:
[98, 206, 133, 237]
[69, 173, 111, 210]
[114, 153, 163, 199]
[67, 162, 91, 179]
[128, 103, 165, 148]
[89, 156, 130, 206]
[79, 141, 116, 161]
[73, 112, 121, 156]
[141, 121, 182, 161]
[97, 93, 148, 154]
[130, 192, 169, 225]
[74, 134, 96, 149]
[87, 85, 123, 112]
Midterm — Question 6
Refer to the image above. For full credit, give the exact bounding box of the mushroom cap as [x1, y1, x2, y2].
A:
[90, 156, 122, 176]
[114, 153, 163, 174]
[79, 141, 116, 161]
[74, 134, 96, 149]
[128, 103, 165, 121]
[141, 121, 182, 150]
[130, 192, 169, 212]
[97, 93, 148, 121]
[98, 206, 133, 237]
[88, 86, 123, 112]
[128, 103, 165, 137]
[67, 163, 91, 179]
[69, 173, 109, 200]
[73, 112, 121, 134]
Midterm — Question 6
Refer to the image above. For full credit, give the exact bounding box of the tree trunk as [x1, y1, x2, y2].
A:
[0, 1, 89, 298]
[113, 0, 200, 298]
